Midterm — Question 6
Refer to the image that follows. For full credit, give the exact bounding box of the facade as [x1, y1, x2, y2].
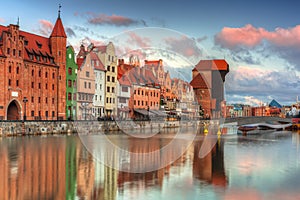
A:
[90, 51, 106, 119]
[76, 48, 95, 120]
[66, 46, 78, 120]
[0, 12, 66, 120]
[190, 59, 229, 119]
[96, 42, 118, 118]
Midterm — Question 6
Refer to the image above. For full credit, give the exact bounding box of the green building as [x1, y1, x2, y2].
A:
[66, 46, 78, 120]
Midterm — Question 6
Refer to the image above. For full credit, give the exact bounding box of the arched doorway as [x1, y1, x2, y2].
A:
[7, 100, 21, 120]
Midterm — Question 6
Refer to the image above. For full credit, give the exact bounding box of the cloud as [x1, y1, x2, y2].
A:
[164, 36, 202, 58]
[66, 27, 76, 38]
[126, 31, 151, 48]
[87, 13, 146, 27]
[225, 66, 300, 105]
[0, 18, 5, 23]
[215, 24, 300, 69]
[37, 19, 53, 36]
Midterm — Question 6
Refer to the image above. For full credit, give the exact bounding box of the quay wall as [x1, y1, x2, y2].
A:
[0, 120, 201, 136]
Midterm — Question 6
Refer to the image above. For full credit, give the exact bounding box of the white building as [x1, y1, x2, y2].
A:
[90, 51, 106, 119]
[117, 75, 131, 119]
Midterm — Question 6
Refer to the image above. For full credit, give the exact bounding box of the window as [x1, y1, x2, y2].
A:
[45, 111, 48, 118]
[100, 84, 102, 90]
[52, 111, 55, 117]
[73, 93, 76, 100]
[45, 84, 48, 90]
[73, 80, 76, 87]
[107, 76, 110, 82]
[52, 98, 54, 104]
[45, 97, 48, 104]
[95, 95, 97, 101]
[31, 82, 34, 89]
[112, 66, 115, 72]
[31, 97, 34, 103]
[52, 72, 55, 79]
[52, 84, 54, 90]
[8, 79, 11, 86]
[134, 100, 136, 105]
[16, 80, 19, 87]
[106, 97, 109, 103]
[38, 111, 41, 117]
[8, 66, 11, 73]
[19, 50, 21, 57]
[38, 83, 41, 89]
[112, 77, 115, 82]
[31, 111, 34, 117]
[95, 83, 97, 89]
[68, 80, 72, 87]
[16, 67, 19, 74]
[122, 86, 128, 92]
[39, 70, 41, 77]
[45, 72, 48, 78]
[142, 90, 144, 95]
[112, 87, 115, 93]
[86, 71, 90, 77]
[107, 87, 110, 92]
[38, 97, 41, 103]
[138, 90, 140, 95]
[142, 101, 144, 106]
[88, 82, 91, 89]
[68, 68, 72, 75]
[113, 98, 115, 104]
[32, 70, 34, 76]
[110, 98, 112, 103]
[13, 49, 16, 56]
[84, 82, 87, 88]
[68, 93, 71, 100]
[7, 48, 10, 55]
[138, 100, 140, 106]
[119, 97, 126, 103]
[107, 66, 110, 71]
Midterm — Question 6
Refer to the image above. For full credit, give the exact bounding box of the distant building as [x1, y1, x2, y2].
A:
[66, 46, 78, 120]
[0, 11, 67, 120]
[190, 59, 229, 119]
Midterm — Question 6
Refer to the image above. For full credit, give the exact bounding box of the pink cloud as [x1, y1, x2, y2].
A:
[87, 13, 141, 27]
[126, 31, 151, 48]
[215, 24, 300, 49]
[38, 20, 54, 36]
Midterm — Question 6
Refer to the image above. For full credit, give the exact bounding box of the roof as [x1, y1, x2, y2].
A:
[190, 73, 209, 89]
[50, 17, 67, 38]
[90, 51, 105, 71]
[193, 59, 229, 71]
[94, 45, 107, 53]
[269, 99, 282, 108]
[0, 24, 55, 65]
[119, 74, 131, 86]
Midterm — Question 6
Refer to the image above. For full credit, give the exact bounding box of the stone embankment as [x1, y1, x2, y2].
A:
[0, 120, 201, 136]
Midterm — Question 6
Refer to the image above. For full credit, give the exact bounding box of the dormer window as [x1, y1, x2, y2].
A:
[24, 40, 28, 46]
[36, 41, 42, 49]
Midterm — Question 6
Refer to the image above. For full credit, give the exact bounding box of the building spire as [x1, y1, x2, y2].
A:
[58, 4, 61, 18]
[17, 17, 19, 26]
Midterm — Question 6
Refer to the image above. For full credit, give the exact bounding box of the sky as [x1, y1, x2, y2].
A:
[2, 0, 300, 106]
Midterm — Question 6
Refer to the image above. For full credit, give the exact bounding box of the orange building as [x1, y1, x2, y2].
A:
[0, 11, 67, 120]
[190, 60, 229, 119]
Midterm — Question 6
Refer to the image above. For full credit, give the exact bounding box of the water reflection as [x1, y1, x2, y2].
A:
[0, 131, 300, 199]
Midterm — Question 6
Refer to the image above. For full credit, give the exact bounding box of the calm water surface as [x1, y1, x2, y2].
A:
[1, 130, 300, 200]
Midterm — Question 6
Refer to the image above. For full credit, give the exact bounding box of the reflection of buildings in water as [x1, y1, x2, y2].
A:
[0, 137, 66, 200]
[193, 139, 227, 187]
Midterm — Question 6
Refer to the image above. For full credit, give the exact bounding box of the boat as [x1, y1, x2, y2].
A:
[237, 121, 292, 135]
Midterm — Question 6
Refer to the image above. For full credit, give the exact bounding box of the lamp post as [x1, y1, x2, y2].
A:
[23, 97, 28, 121]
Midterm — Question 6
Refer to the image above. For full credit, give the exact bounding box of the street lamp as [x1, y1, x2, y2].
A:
[23, 97, 28, 121]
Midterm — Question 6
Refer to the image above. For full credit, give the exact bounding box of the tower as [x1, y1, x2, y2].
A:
[50, 5, 67, 120]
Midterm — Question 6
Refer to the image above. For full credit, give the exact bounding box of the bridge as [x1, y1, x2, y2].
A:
[224, 116, 291, 126]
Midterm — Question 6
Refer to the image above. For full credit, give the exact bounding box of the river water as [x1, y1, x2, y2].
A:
[0, 129, 300, 200]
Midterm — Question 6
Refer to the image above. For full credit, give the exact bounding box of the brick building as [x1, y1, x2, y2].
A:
[190, 60, 229, 119]
[0, 11, 67, 120]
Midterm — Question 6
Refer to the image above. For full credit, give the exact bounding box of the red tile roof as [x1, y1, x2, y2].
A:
[193, 59, 229, 71]
[0, 24, 56, 65]
[50, 18, 67, 38]
[190, 73, 209, 89]
[118, 74, 131, 86]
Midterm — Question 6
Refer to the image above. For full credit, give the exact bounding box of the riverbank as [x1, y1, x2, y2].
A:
[0, 120, 202, 136]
